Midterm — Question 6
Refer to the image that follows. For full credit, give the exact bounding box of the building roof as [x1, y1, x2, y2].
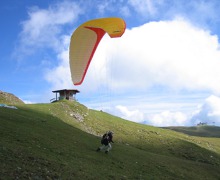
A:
[52, 89, 80, 93]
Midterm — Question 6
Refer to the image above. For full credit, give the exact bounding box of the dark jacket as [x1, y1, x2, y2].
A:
[101, 133, 114, 145]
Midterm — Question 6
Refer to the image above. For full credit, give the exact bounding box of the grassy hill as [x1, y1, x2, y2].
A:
[162, 126, 220, 138]
[1, 99, 220, 179]
[0, 91, 24, 105]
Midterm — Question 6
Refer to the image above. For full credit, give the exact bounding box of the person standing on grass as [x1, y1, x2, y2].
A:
[96, 131, 114, 154]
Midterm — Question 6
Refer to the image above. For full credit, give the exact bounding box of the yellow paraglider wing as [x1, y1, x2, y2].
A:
[69, 17, 126, 85]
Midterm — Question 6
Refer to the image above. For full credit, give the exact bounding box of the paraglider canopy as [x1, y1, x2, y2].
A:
[69, 17, 126, 85]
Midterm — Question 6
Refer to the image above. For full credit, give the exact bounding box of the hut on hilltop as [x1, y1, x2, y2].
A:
[51, 89, 79, 102]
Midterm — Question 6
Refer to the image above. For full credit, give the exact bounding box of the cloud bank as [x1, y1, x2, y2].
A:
[191, 95, 220, 126]
[113, 95, 220, 127]
[80, 18, 220, 94]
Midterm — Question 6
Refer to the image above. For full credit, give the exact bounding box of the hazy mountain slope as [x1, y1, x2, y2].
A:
[163, 126, 220, 137]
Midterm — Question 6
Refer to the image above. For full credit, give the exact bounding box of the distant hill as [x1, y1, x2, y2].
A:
[0, 90, 24, 105]
[162, 125, 220, 138]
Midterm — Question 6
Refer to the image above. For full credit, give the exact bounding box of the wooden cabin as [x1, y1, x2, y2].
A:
[51, 89, 79, 102]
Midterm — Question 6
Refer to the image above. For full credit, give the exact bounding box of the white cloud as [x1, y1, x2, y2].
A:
[147, 111, 188, 127]
[115, 105, 144, 123]
[17, 1, 82, 57]
[23, 100, 35, 104]
[191, 95, 220, 126]
[79, 18, 220, 94]
[140, 95, 220, 127]
[45, 46, 73, 90]
[100, 103, 189, 127]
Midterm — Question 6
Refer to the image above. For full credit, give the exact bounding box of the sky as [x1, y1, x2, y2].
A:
[1, 0, 220, 127]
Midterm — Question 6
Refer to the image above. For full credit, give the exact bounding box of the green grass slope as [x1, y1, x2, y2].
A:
[1, 100, 220, 179]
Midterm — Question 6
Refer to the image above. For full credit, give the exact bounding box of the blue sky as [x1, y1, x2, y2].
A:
[1, 0, 220, 126]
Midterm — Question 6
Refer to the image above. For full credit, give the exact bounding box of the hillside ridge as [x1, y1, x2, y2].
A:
[1, 92, 220, 179]
[0, 90, 24, 105]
